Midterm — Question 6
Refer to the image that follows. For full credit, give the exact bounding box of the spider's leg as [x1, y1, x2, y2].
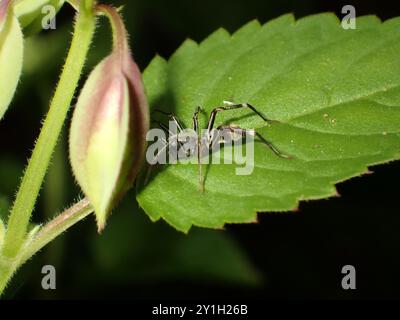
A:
[218, 125, 291, 159]
[254, 132, 291, 159]
[144, 120, 181, 185]
[155, 121, 174, 136]
[152, 119, 187, 156]
[154, 111, 195, 159]
[192, 106, 201, 133]
[192, 106, 204, 192]
[206, 103, 274, 135]
[153, 109, 184, 132]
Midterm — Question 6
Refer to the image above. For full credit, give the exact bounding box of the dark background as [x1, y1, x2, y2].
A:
[1, 0, 400, 299]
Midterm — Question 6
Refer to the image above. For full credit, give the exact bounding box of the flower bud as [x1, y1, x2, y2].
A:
[69, 6, 149, 232]
[14, 0, 65, 35]
[0, 0, 23, 120]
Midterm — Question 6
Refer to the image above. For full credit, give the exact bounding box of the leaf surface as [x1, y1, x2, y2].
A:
[138, 14, 400, 232]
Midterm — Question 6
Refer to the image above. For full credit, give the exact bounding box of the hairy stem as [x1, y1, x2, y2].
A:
[1, 1, 96, 260]
[0, 199, 93, 296]
[19, 198, 93, 266]
[0, 257, 14, 296]
[96, 4, 129, 57]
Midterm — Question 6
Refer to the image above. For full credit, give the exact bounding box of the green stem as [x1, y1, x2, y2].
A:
[18, 198, 93, 266]
[1, 0, 95, 261]
[0, 198, 93, 296]
[96, 4, 129, 58]
[0, 256, 14, 295]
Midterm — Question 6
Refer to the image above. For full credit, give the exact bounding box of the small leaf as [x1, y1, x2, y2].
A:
[138, 14, 400, 232]
[0, 0, 23, 120]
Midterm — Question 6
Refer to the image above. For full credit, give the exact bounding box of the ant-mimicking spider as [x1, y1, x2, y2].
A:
[145, 101, 291, 192]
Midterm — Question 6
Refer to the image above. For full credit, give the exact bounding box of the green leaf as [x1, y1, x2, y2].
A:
[138, 14, 400, 232]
